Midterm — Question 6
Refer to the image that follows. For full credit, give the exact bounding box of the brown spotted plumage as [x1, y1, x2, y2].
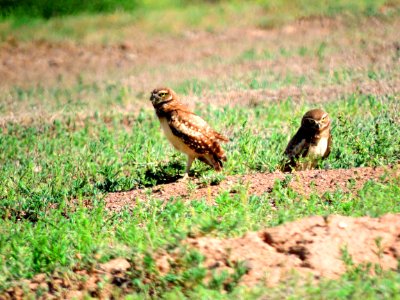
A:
[150, 87, 228, 177]
[282, 108, 332, 172]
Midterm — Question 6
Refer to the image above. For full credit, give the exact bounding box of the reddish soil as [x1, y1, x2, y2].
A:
[3, 214, 400, 298]
[2, 258, 133, 300]
[105, 165, 398, 210]
[178, 214, 400, 286]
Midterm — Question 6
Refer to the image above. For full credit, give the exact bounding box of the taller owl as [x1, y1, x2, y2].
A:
[150, 87, 228, 178]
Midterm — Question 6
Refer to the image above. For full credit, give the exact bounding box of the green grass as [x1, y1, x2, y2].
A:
[1, 94, 399, 219]
[1, 1, 400, 297]
[242, 269, 400, 300]
[0, 91, 399, 294]
[1, 73, 400, 298]
[1, 175, 399, 295]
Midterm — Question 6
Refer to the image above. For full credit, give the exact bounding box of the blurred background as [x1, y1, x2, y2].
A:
[2, 0, 396, 19]
[1, 0, 399, 41]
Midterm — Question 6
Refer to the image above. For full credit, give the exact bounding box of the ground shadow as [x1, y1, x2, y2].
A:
[143, 160, 184, 187]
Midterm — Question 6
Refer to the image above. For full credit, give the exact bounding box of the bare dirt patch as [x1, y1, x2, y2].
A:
[3, 214, 399, 298]
[1, 17, 399, 125]
[197, 79, 400, 107]
[177, 213, 400, 286]
[1, 17, 399, 92]
[105, 165, 398, 210]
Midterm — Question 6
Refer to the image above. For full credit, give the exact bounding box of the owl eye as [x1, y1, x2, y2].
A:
[159, 92, 166, 97]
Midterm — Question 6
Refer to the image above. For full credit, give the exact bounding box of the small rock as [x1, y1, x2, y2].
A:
[156, 255, 170, 273]
[338, 222, 348, 229]
[100, 258, 130, 273]
[29, 282, 39, 290]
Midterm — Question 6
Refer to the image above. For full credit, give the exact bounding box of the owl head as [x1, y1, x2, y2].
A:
[150, 87, 176, 106]
[301, 108, 330, 131]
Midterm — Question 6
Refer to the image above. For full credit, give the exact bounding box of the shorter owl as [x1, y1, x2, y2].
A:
[282, 108, 332, 172]
[150, 87, 228, 178]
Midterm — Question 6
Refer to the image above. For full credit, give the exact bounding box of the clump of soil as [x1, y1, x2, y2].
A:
[169, 214, 400, 286]
[105, 165, 398, 210]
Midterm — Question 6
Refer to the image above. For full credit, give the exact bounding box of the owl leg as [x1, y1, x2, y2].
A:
[181, 156, 194, 180]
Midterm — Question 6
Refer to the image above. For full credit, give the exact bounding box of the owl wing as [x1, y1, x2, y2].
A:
[175, 111, 228, 142]
[282, 130, 310, 171]
[168, 110, 227, 158]
[284, 131, 310, 159]
[323, 133, 332, 159]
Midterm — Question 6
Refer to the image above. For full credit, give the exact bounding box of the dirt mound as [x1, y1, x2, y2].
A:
[105, 165, 398, 210]
[3, 214, 399, 298]
[175, 214, 400, 286]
